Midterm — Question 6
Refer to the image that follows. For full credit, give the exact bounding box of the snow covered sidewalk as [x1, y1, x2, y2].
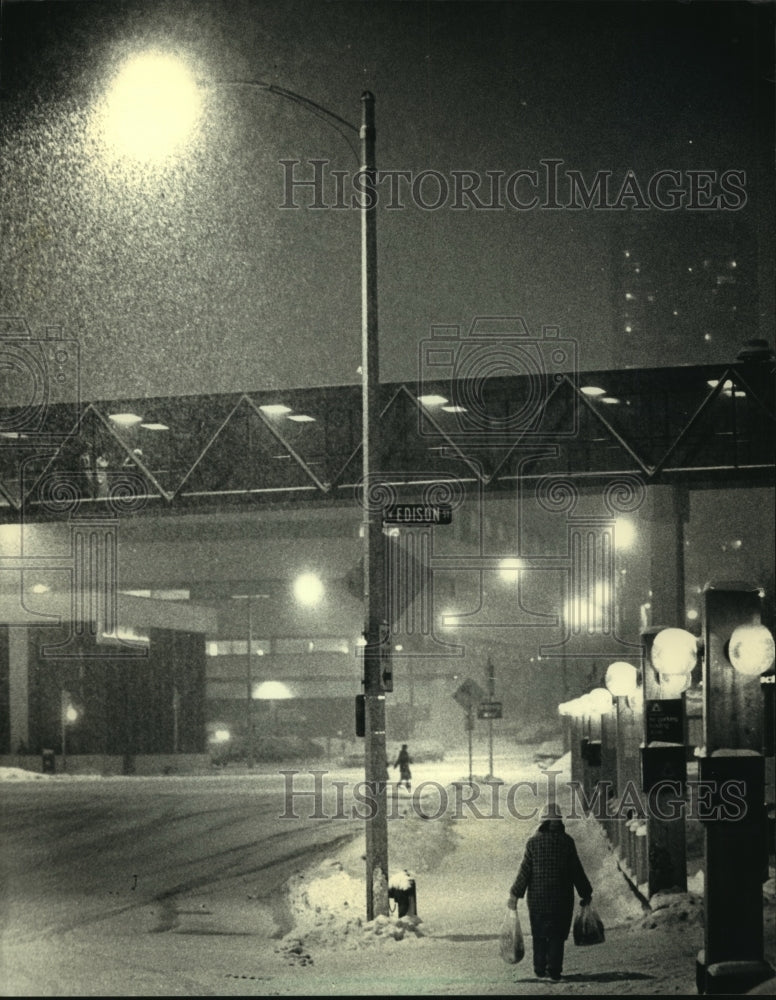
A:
[248, 750, 754, 996]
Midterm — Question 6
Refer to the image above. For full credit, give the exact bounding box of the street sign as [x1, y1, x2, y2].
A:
[645, 699, 684, 744]
[453, 678, 485, 710]
[384, 504, 452, 526]
[477, 700, 503, 720]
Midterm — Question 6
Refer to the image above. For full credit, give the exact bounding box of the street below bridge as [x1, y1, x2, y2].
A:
[4, 748, 771, 996]
[1, 769, 362, 995]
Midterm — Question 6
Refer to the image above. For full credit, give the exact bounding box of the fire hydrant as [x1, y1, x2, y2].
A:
[388, 869, 417, 918]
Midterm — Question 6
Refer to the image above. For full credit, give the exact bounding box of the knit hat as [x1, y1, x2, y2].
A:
[540, 802, 564, 821]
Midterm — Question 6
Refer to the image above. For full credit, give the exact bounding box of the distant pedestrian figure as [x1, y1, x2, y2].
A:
[507, 802, 593, 981]
[393, 744, 412, 792]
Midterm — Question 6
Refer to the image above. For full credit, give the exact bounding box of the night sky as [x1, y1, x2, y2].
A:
[1, 0, 774, 400]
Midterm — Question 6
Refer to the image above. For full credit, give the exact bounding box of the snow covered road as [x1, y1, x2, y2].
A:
[1, 771, 362, 994]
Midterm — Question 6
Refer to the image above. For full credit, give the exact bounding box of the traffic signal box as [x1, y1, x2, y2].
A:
[696, 582, 774, 996]
[355, 694, 366, 738]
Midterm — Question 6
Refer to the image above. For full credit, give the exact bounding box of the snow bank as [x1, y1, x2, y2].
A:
[275, 788, 461, 962]
[568, 812, 646, 928]
[0, 766, 105, 782]
[629, 891, 704, 932]
[0, 766, 54, 781]
[276, 858, 425, 963]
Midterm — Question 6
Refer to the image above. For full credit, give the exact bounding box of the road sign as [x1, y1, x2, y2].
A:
[477, 700, 503, 720]
[384, 504, 452, 526]
[453, 678, 485, 710]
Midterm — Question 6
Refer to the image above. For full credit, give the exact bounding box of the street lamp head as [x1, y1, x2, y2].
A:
[651, 627, 698, 676]
[587, 687, 613, 716]
[98, 50, 201, 162]
[605, 661, 639, 698]
[293, 572, 324, 606]
[728, 623, 775, 676]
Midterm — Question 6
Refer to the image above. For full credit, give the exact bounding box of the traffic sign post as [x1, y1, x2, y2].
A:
[466, 707, 474, 783]
[485, 658, 497, 779]
[453, 679, 484, 784]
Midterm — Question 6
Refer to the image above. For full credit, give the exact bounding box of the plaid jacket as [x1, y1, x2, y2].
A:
[510, 820, 593, 938]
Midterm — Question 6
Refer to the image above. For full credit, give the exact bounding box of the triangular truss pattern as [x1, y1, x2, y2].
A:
[174, 394, 329, 499]
[1, 361, 772, 518]
[493, 368, 775, 485]
[331, 384, 514, 490]
[22, 405, 168, 512]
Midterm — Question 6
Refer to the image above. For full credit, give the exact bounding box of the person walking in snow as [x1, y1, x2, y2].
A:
[507, 802, 593, 981]
[393, 744, 412, 792]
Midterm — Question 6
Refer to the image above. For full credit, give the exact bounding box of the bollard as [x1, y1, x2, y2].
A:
[41, 748, 55, 774]
[635, 822, 648, 887]
[388, 870, 417, 918]
[625, 816, 637, 875]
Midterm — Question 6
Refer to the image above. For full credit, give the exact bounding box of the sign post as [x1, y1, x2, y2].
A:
[486, 657, 495, 778]
[453, 678, 485, 784]
[466, 707, 474, 784]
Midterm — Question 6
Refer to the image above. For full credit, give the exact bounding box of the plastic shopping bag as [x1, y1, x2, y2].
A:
[573, 904, 605, 946]
[499, 907, 525, 964]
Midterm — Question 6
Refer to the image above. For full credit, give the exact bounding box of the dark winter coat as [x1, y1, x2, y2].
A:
[509, 820, 592, 939]
[394, 748, 412, 780]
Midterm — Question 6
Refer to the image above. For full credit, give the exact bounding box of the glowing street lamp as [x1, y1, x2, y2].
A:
[498, 557, 523, 582]
[587, 686, 613, 717]
[97, 51, 202, 162]
[728, 623, 775, 677]
[97, 63, 389, 919]
[614, 518, 636, 550]
[605, 661, 639, 699]
[646, 626, 697, 697]
[293, 572, 325, 607]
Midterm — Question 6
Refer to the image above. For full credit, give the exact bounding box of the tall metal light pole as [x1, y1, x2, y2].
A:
[486, 656, 495, 779]
[358, 91, 391, 921]
[100, 66, 389, 910]
[220, 84, 389, 919]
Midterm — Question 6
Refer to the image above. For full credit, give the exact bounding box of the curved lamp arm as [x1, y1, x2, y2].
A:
[204, 78, 361, 162]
